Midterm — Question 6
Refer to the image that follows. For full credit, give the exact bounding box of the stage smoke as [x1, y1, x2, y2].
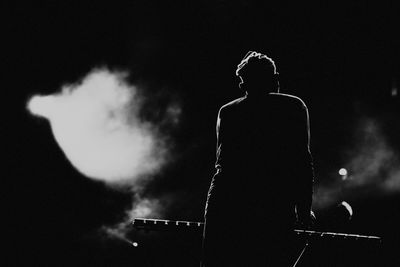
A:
[27, 67, 180, 236]
[102, 195, 168, 242]
[314, 117, 400, 209]
[27, 68, 173, 184]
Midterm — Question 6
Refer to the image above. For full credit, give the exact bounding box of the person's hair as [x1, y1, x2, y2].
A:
[235, 51, 278, 90]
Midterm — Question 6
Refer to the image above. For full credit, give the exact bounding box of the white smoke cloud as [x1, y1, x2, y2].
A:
[102, 196, 165, 244]
[314, 117, 400, 210]
[27, 67, 180, 237]
[28, 68, 172, 184]
[348, 119, 399, 189]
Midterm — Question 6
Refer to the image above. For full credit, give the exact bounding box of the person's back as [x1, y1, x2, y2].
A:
[202, 52, 314, 266]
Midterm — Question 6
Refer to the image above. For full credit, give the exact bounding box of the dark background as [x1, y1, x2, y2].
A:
[5, 1, 399, 266]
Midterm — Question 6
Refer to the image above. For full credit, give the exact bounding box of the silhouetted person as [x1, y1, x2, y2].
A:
[202, 51, 315, 266]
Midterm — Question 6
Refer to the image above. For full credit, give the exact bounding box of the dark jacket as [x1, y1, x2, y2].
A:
[202, 92, 314, 266]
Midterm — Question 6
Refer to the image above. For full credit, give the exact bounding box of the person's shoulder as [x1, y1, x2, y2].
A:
[269, 93, 307, 109]
[219, 96, 247, 113]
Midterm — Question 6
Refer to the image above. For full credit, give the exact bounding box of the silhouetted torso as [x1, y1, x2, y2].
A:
[202, 92, 313, 266]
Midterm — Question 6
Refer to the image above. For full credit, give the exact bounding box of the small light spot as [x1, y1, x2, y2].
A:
[339, 168, 348, 176]
[391, 87, 398, 97]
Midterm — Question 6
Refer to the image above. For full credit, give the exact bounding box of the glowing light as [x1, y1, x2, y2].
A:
[339, 168, 348, 176]
[132, 242, 138, 247]
[26, 68, 173, 184]
[391, 87, 398, 97]
[391, 78, 398, 97]
[27, 67, 181, 242]
[341, 201, 353, 218]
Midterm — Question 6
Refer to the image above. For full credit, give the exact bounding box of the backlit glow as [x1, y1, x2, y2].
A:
[27, 68, 169, 184]
[339, 168, 348, 176]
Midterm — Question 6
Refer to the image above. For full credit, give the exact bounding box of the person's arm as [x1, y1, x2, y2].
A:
[295, 102, 315, 227]
[215, 108, 223, 171]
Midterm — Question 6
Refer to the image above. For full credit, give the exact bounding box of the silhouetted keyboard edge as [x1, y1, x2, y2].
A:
[132, 218, 382, 242]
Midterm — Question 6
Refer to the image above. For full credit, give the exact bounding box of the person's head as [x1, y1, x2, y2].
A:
[236, 51, 279, 94]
